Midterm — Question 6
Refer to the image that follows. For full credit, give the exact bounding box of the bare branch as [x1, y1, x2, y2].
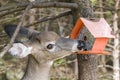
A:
[98, 65, 113, 69]
[0, 4, 32, 58]
[99, 74, 113, 78]
[31, 1, 78, 9]
[25, 10, 72, 27]
[0, 1, 78, 16]
[106, 44, 114, 49]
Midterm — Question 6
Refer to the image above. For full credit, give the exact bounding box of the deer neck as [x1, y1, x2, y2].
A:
[22, 55, 53, 80]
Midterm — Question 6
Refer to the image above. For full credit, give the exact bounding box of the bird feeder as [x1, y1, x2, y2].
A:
[70, 17, 115, 54]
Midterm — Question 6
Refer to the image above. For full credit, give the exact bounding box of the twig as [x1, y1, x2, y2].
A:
[0, 3, 32, 58]
[0, 3, 28, 12]
[25, 10, 72, 27]
[0, 7, 25, 18]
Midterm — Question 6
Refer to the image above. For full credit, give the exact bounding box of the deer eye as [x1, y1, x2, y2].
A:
[46, 44, 54, 49]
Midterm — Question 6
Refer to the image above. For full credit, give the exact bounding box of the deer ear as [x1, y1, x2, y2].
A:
[8, 43, 32, 58]
[4, 24, 40, 43]
[4, 25, 30, 43]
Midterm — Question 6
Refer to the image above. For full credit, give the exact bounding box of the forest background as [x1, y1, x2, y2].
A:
[0, 0, 120, 80]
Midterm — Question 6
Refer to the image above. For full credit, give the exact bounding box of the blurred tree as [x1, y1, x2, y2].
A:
[93, 0, 120, 80]
[113, 0, 119, 80]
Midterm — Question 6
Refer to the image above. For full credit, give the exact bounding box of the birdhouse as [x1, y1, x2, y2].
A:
[70, 17, 115, 54]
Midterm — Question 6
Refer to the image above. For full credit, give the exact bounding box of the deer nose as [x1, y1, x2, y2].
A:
[77, 40, 85, 50]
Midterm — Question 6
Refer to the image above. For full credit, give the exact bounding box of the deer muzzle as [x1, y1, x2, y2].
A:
[56, 37, 85, 52]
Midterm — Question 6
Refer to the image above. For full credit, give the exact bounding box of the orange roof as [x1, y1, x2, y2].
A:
[80, 18, 115, 38]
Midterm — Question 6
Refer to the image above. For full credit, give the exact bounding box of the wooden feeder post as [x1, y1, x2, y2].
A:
[70, 17, 115, 54]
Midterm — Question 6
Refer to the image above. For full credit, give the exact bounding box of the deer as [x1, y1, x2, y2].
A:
[4, 25, 85, 80]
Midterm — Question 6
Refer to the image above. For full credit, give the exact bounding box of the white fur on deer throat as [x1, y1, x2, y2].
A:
[8, 43, 32, 58]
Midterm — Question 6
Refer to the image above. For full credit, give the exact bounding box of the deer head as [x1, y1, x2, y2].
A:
[4, 25, 85, 80]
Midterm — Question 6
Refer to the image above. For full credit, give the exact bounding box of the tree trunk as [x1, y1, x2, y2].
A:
[71, 0, 98, 80]
[99, 0, 107, 73]
[113, 0, 120, 80]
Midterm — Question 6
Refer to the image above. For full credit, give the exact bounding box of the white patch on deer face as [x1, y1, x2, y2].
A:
[71, 41, 79, 52]
[8, 43, 32, 58]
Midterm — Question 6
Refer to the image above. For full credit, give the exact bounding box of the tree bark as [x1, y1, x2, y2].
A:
[71, 0, 98, 80]
[99, 0, 107, 73]
[113, 0, 120, 80]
